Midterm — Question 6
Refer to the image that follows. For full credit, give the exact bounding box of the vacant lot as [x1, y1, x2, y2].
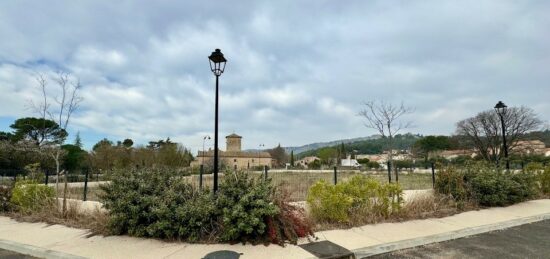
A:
[60, 171, 432, 202]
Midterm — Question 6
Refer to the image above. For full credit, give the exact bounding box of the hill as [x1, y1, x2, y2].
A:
[296, 133, 422, 158]
[282, 135, 382, 154]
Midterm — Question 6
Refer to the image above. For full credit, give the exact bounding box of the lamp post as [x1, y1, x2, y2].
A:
[494, 101, 510, 170]
[258, 144, 265, 169]
[208, 49, 227, 193]
[202, 135, 211, 166]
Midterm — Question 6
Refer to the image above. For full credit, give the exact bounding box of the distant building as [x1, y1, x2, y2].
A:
[437, 149, 477, 160]
[190, 133, 272, 170]
[341, 155, 361, 167]
[295, 156, 320, 168]
[512, 140, 547, 155]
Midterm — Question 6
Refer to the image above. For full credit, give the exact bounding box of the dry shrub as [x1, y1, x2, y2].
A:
[267, 187, 314, 246]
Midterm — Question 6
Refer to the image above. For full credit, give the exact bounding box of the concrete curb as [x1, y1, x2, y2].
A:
[351, 212, 550, 258]
[0, 239, 87, 259]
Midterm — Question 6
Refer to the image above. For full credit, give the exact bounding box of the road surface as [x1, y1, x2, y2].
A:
[369, 219, 550, 259]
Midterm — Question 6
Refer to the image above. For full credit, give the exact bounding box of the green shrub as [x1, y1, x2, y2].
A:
[435, 166, 468, 202]
[0, 186, 13, 212]
[101, 169, 218, 241]
[101, 169, 295, 244]
[217, 171, 279, 242]
[538, 167, 550, 195]
[10, 181, 55, 213]
[435, 163, 539, 207]
[307, 175, 402, 223]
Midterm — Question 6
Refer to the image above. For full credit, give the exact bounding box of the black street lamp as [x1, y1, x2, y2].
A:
[494, 101, 509, 170]
[208, 49, 227, 193]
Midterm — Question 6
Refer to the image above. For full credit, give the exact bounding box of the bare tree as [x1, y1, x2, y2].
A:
[358, 100, 414, 173]
[30, 72, 83, 207]
[456, 106, 542, 164]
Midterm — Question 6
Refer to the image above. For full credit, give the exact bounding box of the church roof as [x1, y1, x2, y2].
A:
[226, 133, 242, 138]
[197, 150, 271, 158]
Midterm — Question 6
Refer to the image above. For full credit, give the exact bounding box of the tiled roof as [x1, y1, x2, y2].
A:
[226, 133, 242, 138]
[197, 150, 271, 158]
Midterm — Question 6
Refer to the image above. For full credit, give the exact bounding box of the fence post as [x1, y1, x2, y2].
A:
[44, 169, 49, 185]
[521, 161, 525, 171]
[199, 164, 204, 190]
[333, 166, 337, 185]
[264, 166, 268, 181]
[387, 161, 392, 183]
[83, 169, 89, 201]
[395, 167, 399, 183]
[431, 162, 436, 188]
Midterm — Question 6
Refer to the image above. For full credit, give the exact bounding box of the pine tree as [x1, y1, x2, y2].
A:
[74, 131, 83, 148]
[290, 150, 295, 167]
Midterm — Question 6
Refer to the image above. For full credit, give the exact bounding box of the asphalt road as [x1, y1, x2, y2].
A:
[368, 219, 550, 259]
[0, 249, 37, 259]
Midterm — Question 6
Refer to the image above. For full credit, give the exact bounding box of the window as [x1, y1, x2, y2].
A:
[234, 159, 237, 162]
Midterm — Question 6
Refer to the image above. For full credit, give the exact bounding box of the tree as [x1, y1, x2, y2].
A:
[267, 144, 288, 168]
[122, 138, 134, 148]
[30, 72, 82, 202]
[10, 117, 67, 145]
[74, 132, 83, 148]
[456, 106, 542, 164]
[413, 135, 451, 163]
[317, 147, 337, 165]
[290, 150, 295, 167]
[359, 100, 414, 176]
[0, 131, 13, 141]
[61, 144, 87, 172]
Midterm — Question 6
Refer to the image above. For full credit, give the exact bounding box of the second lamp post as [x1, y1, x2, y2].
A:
[494, 101, 510, 170]
[208, 49, 227, 193]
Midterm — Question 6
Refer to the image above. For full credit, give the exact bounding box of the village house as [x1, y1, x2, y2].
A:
[295, 156, 320, 168]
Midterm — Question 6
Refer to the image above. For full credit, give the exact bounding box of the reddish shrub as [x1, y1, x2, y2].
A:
[267, 188, 313, 245]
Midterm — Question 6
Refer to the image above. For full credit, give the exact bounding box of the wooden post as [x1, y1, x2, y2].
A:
[333, 166, 338, 185]
[431, 162, 436, 189]
[387, 161, 392, 183]
[83, 169, 89, 201]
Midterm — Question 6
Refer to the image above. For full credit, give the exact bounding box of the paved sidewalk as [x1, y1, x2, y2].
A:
[1, 199, 550, 259]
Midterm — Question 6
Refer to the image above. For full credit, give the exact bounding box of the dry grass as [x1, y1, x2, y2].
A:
[56, 186, 103, 201]
[183, 171, 433, 201]
[4, 199, 110, 236]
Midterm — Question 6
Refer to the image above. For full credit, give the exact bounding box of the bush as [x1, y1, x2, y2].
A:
[217, 171, 279, 243]
[0, 186, 13, 212]
[10, 181, 55, 213]
[101, 169, 218, 241]
[538, 167, 550, 195]
[435, 166, 468, 202]
[101, 169, 305, 244]
[267, 189, 313, 245]
[435, 163, 539, 207]
[307, 175, 402, 223]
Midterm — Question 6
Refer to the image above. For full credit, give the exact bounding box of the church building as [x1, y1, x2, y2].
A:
[191, 133, 272, 170]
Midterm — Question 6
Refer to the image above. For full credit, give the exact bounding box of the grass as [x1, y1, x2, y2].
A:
[183, 170, 433, 201]
[56, 170, 434, 202]
[55, 186, 103, 202]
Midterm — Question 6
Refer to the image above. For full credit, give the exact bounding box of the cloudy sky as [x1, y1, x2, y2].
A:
[1, 1, 549, 152]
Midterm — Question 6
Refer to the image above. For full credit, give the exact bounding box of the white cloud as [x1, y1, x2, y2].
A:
[0, 0, 549, 151]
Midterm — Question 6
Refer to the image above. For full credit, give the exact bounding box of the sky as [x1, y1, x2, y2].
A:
[1, 1, 549, 152]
